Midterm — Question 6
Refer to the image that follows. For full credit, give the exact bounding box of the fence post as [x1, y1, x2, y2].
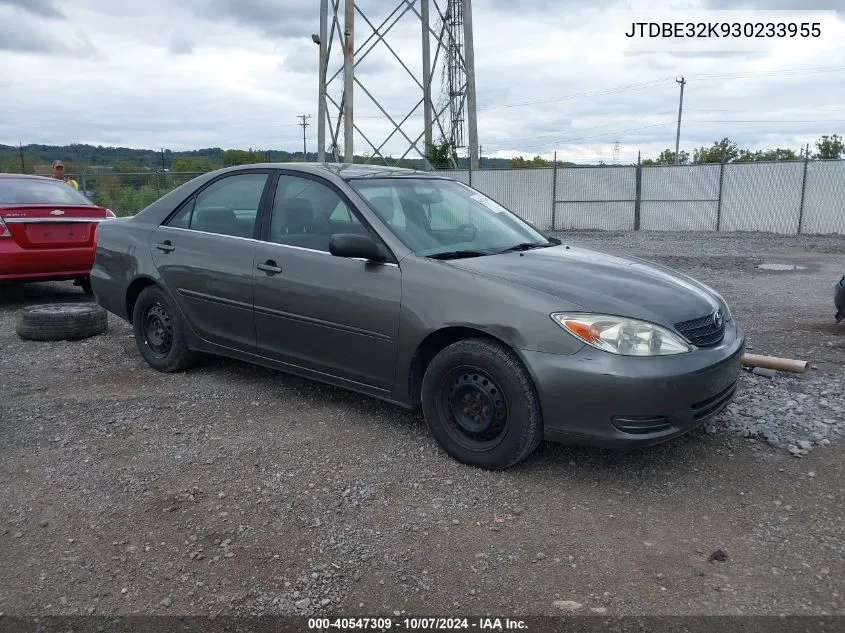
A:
[633, 152, 642, 231]
[467, 149, 472, 187]
[797, 151, 809, 235]
[716, 157, 726, 232]
[550, 151, 558, 231]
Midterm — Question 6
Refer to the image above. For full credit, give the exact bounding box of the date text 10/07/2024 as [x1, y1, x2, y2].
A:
[307, 617, 528, 631]
[624, 21, 821, 38]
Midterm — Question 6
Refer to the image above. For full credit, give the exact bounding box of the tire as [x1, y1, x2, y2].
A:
[421, 338, 543, 470]
[131, 285, 197, 373]
[15, 303, 108, 341]
[75, 277, 93, 294]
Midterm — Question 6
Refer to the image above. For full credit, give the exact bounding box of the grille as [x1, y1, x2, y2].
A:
[674, 311, 725, 347]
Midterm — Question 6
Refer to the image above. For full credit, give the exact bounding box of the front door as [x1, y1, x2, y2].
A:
[252, 172, 402, 392]
[150, 170, 272, 352]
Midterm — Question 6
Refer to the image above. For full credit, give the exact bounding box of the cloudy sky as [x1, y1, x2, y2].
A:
[1, 0, 844, 163]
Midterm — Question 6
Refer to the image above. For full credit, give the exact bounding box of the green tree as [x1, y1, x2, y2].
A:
[425, 139, 457, 169]
[735, 148, 799, 163]
[814, 134, 844, 159]
[642, 149, 690, 166]
[692, 138, 741, 164]
[171, 156, 219, 172]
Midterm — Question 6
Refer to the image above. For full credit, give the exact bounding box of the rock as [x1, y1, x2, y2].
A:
[752, 367, 778, 378]
[821, 439, 831, 447]
[797, 440, 813, 451]
[536, 553, 546, 560]
[321, 598, 331, 606]
[808, 471, 816, 478]
[708, 549, 728, 563]
[159, 597, 173, 607]
[13, 532, 23, 538]
[553, 600, 584, 612]
[295, 598, 311, 610]
[39, 520, 49, 528]
[590, 607, 609, 615]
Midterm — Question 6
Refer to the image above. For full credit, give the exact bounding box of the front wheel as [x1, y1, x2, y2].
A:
[420, 338, 543, 470]
[132, 285, 197, 373]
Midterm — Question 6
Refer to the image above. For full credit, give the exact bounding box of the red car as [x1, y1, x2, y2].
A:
[0, 173, 116, 293]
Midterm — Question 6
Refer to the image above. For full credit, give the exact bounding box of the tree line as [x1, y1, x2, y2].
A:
[642, 134, 844, 166]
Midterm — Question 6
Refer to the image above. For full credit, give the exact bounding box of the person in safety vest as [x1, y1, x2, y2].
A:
[52, 160, 79, 190]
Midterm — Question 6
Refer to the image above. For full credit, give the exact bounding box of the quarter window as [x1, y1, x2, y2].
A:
[165, 173, 269, 238]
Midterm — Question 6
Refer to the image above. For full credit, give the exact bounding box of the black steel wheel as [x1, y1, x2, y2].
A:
[132, 285, 197, 373]
[421, 338, 543, 470]
[439, 366, 510, 452]
[143, 303, 173, 358]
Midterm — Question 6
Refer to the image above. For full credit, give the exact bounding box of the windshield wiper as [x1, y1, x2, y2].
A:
[495, 241, 554, 254]
[426, 249, 489, 260]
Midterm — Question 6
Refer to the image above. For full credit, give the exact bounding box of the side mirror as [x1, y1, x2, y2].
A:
[547, 236, 562, 245]
[329, 233, 387, 263]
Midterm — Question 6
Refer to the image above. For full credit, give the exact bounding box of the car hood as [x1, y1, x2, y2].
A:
[446, 244, 723, 326]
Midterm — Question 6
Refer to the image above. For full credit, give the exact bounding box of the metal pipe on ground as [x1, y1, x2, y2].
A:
[741, 353, 810, 374]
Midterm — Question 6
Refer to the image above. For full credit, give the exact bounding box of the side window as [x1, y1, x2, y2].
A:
[268, 175, 366, 252]
[166, 173, 268, 238]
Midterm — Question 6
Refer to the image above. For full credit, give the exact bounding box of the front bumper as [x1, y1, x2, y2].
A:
[835, 275, 845, 323]
[521, 320, 746, 448]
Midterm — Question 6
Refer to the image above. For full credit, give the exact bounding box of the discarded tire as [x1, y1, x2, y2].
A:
[15, 303, 108, 341]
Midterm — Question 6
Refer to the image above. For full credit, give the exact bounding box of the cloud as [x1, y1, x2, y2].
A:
[0, 7, 98, 56]
[0, 0, 65, 19]
[0, 0, 844, 164]
[168, 36, 194, 56]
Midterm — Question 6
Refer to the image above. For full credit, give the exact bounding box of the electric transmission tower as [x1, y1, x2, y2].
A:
[314, 0, 479, 169]
[612, 141, 620, 165]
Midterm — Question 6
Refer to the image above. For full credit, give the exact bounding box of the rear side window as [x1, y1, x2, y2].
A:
[0, 177, 94, 205]
[164, 173, 269, 238]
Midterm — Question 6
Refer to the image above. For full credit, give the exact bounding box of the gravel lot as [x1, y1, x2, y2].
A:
[1, 230, 844, 619]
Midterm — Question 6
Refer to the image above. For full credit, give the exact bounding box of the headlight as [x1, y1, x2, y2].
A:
[551, 313, 693, 356]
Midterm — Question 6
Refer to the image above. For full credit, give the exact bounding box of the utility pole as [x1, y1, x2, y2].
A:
[18, 142, 25, 172]
[674, 75, 686, 165]
[298, 115, 311, 161]
[463, 0, 479, 170]
[315, 0, 328, 163]
[343, 0, 354, 163]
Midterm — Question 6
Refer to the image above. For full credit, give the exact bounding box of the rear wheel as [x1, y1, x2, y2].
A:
[132, 285, 197, 373]
[421, 338, 543, 470]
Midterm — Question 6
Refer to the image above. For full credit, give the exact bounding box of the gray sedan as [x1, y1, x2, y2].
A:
[91, 163, 745, 470]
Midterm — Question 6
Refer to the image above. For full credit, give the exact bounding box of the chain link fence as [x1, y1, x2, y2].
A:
[66, 171, 205, 216]
[68, 161, 845, 235]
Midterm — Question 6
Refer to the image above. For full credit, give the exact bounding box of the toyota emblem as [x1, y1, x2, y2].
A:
[713, 309, 724, 329]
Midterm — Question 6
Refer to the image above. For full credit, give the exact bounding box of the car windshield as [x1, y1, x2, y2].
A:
[0, 177, 94, 206]
[348, 178, 550, 258]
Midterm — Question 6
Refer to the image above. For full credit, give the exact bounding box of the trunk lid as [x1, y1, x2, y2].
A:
[0, 204, 110, 249]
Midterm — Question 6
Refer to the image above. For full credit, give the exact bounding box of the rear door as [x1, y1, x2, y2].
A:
[149, 169, 273, 353]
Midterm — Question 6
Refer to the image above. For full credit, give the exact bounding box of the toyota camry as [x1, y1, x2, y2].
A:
[90, 163, 744, 470]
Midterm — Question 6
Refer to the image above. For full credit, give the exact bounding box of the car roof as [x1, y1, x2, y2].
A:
[215, 162, 443, 181]
[0, 173, 57, 181]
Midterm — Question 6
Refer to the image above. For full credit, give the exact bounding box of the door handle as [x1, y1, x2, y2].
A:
[156, 240, 175, 253]
[257, 260, 282, 274]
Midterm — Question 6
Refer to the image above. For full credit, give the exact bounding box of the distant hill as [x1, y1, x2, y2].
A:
[0, 143, 553, 174]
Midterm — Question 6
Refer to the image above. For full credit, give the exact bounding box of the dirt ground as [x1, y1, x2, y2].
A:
[1, 230, 844, 621]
